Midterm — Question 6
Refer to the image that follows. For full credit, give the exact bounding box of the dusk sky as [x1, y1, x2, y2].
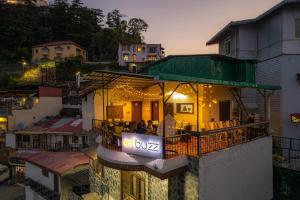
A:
[83, 0, 282, 55]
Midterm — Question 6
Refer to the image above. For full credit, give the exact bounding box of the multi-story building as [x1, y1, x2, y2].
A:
[118, 43, 165, 72]
[207, 0, 300, 138]
[11, 151, 89, 200]
[32, 41, 87, 63]
[80, 55, 279, 200]
[3, 0, 48, 6]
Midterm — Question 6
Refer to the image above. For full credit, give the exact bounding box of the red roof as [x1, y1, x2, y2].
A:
[11, 151, 89, 176]
[33, 40, 85, 50]
[19, 117, 83, 134]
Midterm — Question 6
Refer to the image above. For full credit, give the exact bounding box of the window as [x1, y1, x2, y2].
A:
[123, 54, 129, 62]
[132, 46, 136, 52]
[224, 39, 231, 55]
[42, 168, 49, 177]
[67, 46, 70, 50]
[72, 136, 79, 143]
[122, 45, 130, 51]
[35, 49, 38, 54]
[295, 19, 300, 38]
[55, 46, 63, 54]
[147, 55, 157, 61]
[132, 54, 137, 62]
[22, 135, 30, 143]
[137, 47, 142, 53]
[142, 47, 146, 53]
[148, 47, 157, 53]
[76, 48, 82, 56]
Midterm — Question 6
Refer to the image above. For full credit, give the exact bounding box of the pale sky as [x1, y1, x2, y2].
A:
[83, 0, 282, 55]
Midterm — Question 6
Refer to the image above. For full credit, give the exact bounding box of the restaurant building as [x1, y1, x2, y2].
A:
[81, 54, 279, 200]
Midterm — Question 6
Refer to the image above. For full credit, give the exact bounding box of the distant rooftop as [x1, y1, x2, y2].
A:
[33, 40, 85, 50]
[11, 151, 89, 175]
[16, 117, 84, 134]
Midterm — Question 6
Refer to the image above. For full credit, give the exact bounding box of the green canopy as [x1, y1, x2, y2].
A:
[149, 55, 280, 90]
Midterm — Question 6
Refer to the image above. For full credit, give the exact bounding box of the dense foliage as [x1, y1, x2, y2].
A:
[0, 0, 148, 63]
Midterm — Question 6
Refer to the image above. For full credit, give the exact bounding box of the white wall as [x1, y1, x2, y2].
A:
[25, 187, 46, 200]
[25, 162, 55, 191]
[5, 133, 16, 148]
[82, 92, 95, 131]
[199, 137, 273, 200]
[8, 97, 62, 131]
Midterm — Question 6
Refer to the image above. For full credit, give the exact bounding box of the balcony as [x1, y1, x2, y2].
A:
[16, 142, 88, 152]
[94, 120, 269, 159]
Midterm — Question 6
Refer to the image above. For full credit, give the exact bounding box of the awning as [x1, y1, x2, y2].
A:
[80, 70, 156, 96]
[155, 73, 281, 90]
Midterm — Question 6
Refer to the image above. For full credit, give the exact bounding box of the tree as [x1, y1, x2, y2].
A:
[128, 18, 148, 42]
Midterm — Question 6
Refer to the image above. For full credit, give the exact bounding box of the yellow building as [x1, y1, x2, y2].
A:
[32, 40, 87, 62]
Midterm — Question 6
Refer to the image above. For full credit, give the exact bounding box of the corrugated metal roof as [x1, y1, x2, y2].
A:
[11, 151, 89, 176]
[16, 117, 84, 134]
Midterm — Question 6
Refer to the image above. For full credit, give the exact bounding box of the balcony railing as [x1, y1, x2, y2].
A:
[273, 136, 300, 166]
[95, 120, 269, 159]
[24, 177, 60, 200]
[16, 142, 88, 152]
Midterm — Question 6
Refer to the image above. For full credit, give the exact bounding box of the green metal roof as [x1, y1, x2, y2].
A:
[149, 55, 280, 90]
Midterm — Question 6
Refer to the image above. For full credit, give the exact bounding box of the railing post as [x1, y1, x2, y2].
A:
[289, 138, 292, 162]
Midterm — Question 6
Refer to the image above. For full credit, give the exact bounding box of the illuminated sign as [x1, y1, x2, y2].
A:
[122, 133, 163, 158]
[291, 113, 300, 123]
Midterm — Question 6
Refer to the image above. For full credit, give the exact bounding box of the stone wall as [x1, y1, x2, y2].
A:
[168, 157, 199, 200]
[89, 158, 199, 200]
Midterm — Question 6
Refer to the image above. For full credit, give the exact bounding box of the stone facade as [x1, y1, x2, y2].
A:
[89, 157, 199, 200]
[168, 157, 199, 200]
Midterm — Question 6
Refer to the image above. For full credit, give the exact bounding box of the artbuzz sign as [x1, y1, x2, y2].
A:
[122, 133, 163, 159]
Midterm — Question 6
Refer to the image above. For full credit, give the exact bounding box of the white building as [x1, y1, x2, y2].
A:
[207, 0, 300, 138]
[118, 43, 165, 72]
[11, 151, 89, 200]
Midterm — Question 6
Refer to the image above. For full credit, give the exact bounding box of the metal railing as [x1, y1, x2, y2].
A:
[16, 142, 89, 152]
[96, 121, 269, 159]
[273, 136, 300, 163]
[25, 177, 60, 200]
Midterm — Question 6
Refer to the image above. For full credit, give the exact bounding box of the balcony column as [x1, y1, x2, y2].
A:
[102, 73, 105, 120]
[162, 82, 166, 158]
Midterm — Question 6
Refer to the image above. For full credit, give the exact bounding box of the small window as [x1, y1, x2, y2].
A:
[67, 46, 70, 50]
[224, 39, 231, 55]
[132, 54, 137, 62]
[42, 168, 49, 177]
[295, 19, 300, 38]
[132, 46, 136, 52]
[76, 48, 81, 56]
[72, 136, 79, 143]
[137, 47, 142, 53]
[35, 49, 38, 54]
[123, 54, 129, 62]
[148, 47, 157, 53]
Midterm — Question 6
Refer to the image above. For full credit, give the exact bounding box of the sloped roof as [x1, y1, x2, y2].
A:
[207, 0, 300, 45]
[11, 151, 89, 176]
[16, 117, 84, 134]
[33, 40, 85, 50]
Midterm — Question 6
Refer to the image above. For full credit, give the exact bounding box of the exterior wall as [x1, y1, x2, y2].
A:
[118, 44, 164, 67]
[199, 137, 273, 200]
[25, 162, 55, 191]
[25, 187, 46, 200]
[5, 133, 16, 148]
[282, 5, 300, 55]
[82, 92, 95, 131]
[7, 96, 62, 131]
[237, 25, 257, 60]
[168, 157, 199, 200]
[256, 57, 282, 136]
[32, 44, 87, 62]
